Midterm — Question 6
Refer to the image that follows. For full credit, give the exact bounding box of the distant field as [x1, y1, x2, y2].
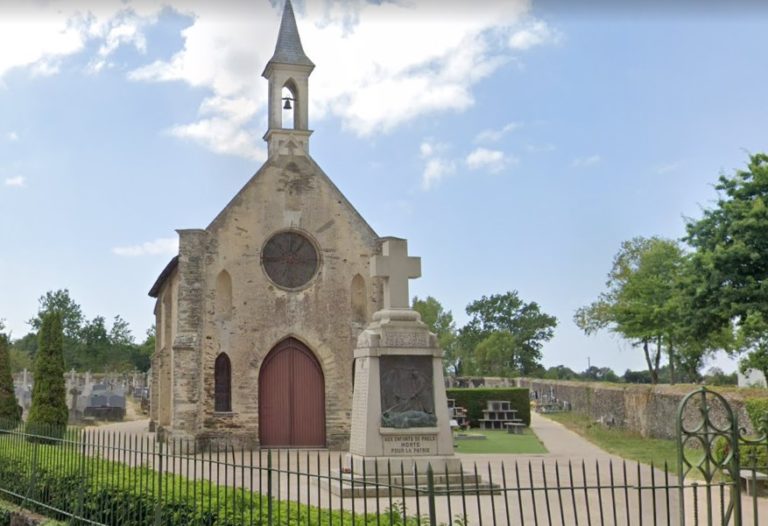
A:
[454, 428, 548, 454]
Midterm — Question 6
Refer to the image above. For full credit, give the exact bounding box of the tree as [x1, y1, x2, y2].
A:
[459, 291, 557, 376]
[27, 312, 68, 434]
[581, 366, 621, 383]
[0, 326, 21, 423]
[10, 333, 36, 371]
[412, 296, 458, 374]
[130, 326, 155, 372]
[28, 289, 84, 339]
[543, 365, 579, 380]
[574, 237, 693, 384]
[685, 153, 768, 382]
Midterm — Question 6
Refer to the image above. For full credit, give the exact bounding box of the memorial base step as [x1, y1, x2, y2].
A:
[324, 470, 499, 497]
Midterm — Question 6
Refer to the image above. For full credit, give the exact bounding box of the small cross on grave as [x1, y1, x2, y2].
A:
[370, 237, 421, 310]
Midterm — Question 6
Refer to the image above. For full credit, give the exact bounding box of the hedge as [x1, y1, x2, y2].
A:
[0, 427, 430, 526]
[446, 388, 530, 426]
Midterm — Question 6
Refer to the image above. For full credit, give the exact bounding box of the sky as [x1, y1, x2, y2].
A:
[1, 0, 767, 375]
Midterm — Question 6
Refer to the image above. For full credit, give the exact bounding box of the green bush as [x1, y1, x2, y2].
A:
[0, 432, 432, 526]
[744, 398, 768, 435]
[446, 388, 530, 426]
[27, 312, 68, 438]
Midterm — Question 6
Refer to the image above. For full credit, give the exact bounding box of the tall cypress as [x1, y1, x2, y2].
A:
[27, 312, 68, 435]
[0, 333, 21, 424]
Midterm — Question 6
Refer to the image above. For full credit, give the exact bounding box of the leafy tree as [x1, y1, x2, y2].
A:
[702, 367, 738, 386]
[543, 365, 579, 380]
[623, 369, 654, 384]
[129, 326, 155, 372]
[28, 289, 84, 339]
[581, 365, 621, 383]
[27, 312, 68, 434]
[0, 326, 21, 423]
[412, 296, 458, 374]
[10, 332, 37, 371]
[459, 291, 557, 376]
[575, 237, 693, 384]
[684, 153, 768, 382]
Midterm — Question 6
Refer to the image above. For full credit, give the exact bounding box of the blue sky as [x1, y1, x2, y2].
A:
[1, 0, 767, 374]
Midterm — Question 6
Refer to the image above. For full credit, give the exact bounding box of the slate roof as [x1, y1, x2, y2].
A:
[268, 0, 314, 67]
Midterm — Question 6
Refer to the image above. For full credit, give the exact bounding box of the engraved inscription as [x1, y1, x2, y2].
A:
[382, 434, 437, 456]
[382, 330, 429, 348]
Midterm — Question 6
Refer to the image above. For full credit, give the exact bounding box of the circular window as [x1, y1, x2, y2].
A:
[261, 231, 319, 289]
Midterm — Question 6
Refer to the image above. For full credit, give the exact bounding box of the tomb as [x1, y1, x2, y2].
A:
[478, 400, 524, 430]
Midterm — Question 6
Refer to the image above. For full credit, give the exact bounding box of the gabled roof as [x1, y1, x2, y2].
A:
[267, 0, 314, 68]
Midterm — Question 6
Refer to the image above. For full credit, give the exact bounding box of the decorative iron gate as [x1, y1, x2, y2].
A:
[677, 387, 768, 526]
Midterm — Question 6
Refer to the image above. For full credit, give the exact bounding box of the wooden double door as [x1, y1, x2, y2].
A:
[258, 338, 326, 447]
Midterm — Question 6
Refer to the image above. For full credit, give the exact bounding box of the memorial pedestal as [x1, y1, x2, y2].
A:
[329, 308, 494, 497]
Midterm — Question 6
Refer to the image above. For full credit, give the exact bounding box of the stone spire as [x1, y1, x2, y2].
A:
[267, 0, 314, 69]
[262, 0, 315, 157]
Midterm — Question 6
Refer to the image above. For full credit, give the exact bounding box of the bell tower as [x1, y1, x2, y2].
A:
[263, 0, 314, 157]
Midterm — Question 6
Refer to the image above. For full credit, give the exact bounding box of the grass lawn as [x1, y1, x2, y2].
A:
[454, 428, 548, 454]
[545, 412, 702, 474]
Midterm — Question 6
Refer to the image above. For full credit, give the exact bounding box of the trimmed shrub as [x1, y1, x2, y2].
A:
[0, 334, 21, 423]
[27, 312, 68, 438]
[446, 387, 530, 426]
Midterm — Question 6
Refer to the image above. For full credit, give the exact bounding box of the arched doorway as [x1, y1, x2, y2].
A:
[259, 338, 325, 447]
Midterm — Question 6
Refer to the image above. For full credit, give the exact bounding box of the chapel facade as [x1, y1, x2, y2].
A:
[148, 1, 385, 449]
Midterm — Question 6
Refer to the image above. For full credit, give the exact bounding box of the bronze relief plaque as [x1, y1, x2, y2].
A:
[379, 355, 436, 428]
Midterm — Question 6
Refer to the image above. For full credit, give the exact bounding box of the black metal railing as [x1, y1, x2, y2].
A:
[0, 392, 765, 525]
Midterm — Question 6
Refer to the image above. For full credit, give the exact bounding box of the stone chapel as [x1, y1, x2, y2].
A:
[148, 1, 391, 449]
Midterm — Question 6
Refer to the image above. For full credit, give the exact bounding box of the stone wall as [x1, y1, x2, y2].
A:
[518, 378, 767, 439]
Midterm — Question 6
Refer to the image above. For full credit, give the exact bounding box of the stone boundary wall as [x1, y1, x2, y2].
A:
[517, 378, 768, 440]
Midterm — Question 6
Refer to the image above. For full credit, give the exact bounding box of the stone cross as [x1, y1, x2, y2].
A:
[370, 238, 421, 310]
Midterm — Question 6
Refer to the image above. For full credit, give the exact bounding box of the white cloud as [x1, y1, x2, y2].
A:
[419, 141, 434, 158]
[508, 20, 561, 51]
[4, 176, 25, 188]
[422, 158, 456, 191]
[474, 122, 522, 143]
[0, 1, 558, 159]
[466, 148, 515, 173]
[6, 132, 18, 142]
[128, 0, 542, 150]
[571, 155, 602, 168]
[0, 2, 159, 80]
[113, 237, 179, 257]
[419, 139, 450, 159]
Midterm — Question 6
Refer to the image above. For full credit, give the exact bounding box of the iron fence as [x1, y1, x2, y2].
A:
[0, 388, 764, 526]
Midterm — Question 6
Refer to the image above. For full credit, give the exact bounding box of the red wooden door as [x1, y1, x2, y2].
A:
[259, 338, 325, 447]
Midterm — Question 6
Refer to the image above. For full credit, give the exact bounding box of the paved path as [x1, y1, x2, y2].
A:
[97, 414, 765, 525]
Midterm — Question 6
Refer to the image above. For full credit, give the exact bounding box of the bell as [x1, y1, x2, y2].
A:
[283, 98, 292, 110]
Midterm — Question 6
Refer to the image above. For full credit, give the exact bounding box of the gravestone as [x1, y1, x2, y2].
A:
[333, 238, 479, 496]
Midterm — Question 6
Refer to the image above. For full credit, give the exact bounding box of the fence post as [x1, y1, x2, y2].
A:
[267, 449, 273, 526]
[154, 437, 163, 526]
[427, 463, 437, 526]
[23, 428, 41, 508]
[76, 429, 87, 521]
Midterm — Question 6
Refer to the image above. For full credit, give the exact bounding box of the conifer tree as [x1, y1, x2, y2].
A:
[0, 332, 21, 424]
[27, 312, 68, 435]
